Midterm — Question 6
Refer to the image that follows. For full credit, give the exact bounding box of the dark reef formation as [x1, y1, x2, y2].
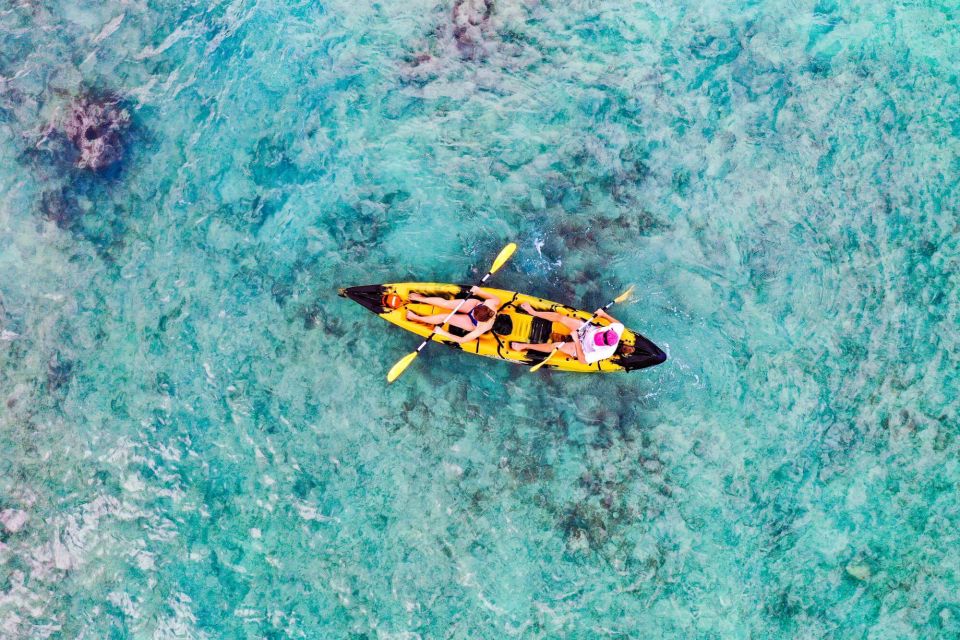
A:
[61, 92, 130, 171]
[40, 187, 82, 229]
[452, 0, 495, 59]
[46, 352, 74, 392]
[403, 0, 501, 81]
[18, 88, 141, 256]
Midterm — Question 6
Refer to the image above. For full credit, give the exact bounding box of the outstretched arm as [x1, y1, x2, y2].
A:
[594, 308, 619, 324]
[469, 286, 501, 306]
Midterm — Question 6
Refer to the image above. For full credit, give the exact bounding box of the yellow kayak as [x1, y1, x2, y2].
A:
[339, 282, 666, 373]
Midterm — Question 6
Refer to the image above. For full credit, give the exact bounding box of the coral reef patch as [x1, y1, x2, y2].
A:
[61, 92, 130, 171]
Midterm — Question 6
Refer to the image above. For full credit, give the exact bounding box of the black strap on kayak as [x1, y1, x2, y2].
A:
[498, 292, 520, 313]
[491, 292, 521, 358]
[492, 325, 506, 357]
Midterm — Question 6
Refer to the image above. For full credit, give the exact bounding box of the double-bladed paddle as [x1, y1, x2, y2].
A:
[528, 285, 635, 373]
[387, 243, 517, 383]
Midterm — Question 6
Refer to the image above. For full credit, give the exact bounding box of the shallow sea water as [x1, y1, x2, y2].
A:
[1, 0, 958, 637]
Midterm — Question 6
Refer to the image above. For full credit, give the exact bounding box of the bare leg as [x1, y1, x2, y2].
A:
[511, 341, 577, 358]
[407, 310, 476, 332]
[410, 293, 479, 312]
[407, 311, 451, 325]
[519, 302, 583, 332]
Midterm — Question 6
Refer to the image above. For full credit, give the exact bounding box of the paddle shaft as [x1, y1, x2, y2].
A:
[576, 298, 619, 339]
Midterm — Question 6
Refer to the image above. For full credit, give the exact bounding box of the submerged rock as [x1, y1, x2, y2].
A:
[40, 188, 82, 229]
[0, 509, 28, 533]
[62, 93, 129, 171]
[845, 563, 871, 581]
[46, 353, 74, 391]
[452, 0, 494, 59]
[402, 0, 540, 84]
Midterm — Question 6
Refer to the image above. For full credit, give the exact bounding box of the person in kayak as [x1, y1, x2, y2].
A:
[406, 286, 502, 345]
[510, 302, 632, 364]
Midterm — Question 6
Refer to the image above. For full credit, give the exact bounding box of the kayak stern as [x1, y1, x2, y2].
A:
[339, 284, 390, 314]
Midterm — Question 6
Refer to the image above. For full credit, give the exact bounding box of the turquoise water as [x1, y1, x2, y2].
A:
[1, 0, 958, 637]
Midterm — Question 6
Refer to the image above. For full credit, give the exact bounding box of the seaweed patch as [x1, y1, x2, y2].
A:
[298, 301, 346, 336]
[40, 187, 82, 229]
[45, 352, 74, 392]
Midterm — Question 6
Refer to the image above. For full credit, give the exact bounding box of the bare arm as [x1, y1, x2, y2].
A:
[469, 286, 501, 306]
[594, 308, 619, 324]
[573, 337, 589, 364]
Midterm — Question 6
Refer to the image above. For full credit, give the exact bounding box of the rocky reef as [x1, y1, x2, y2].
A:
[451, 0, 495, 60]
[61, 93, 129, 171]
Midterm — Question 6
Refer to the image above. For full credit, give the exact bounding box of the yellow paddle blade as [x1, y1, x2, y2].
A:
[489, 243, 517, 274]
[387, 351, 418, 383]
[614, 284, 635, 304]
[529, 347, 559, 373]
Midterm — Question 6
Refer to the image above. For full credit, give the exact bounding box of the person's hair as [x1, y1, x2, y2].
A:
[616, 343, 635, 356]
[472, 305, 495, 322]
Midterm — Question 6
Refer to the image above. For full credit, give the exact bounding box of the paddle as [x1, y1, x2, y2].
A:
[387, 243, 518, 383]
[528, 285, 635, 373]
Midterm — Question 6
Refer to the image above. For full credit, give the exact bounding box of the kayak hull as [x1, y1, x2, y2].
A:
[339, 283, 666, 373]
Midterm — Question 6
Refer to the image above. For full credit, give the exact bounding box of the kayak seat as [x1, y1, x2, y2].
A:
[493, 315, 513, 335]
[529, 317, 552, 344]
